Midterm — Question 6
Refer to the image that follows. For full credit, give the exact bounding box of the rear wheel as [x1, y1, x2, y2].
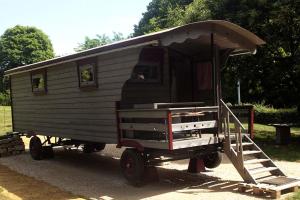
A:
[29, 136, 43, 160]
[120, 149, 145, 186]
[203, 152, 223, 169]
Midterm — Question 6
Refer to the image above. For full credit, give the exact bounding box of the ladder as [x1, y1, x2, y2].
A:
[220, 99, 286, 184]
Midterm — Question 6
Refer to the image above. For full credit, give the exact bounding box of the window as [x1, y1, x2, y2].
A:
[31, 70, 47, 94]
[131, 62, 161, 83]
[129, 47, 164, 83]
[78, 63, 97, 88]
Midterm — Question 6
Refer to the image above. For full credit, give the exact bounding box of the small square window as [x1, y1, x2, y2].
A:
[78, 63, 97, 88]
[31, 70, 47, 94]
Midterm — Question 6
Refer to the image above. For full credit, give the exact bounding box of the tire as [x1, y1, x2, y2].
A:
[42, 146, 54, 159]
[203, 152, 223, 169]
[120, 149, 145, 186]
[29, 136, 43, 160]
[82, 143, 94, 153]
[94, 143, 106, 151]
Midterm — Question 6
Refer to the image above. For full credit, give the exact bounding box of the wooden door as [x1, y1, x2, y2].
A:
[193, 61, 213, 104]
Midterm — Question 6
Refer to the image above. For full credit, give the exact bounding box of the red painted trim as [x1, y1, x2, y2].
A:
[167, 111, 173, 150]
[250, 107, 254, 139]
[115, 101, 121, 147]
[119, 139, 144, 152]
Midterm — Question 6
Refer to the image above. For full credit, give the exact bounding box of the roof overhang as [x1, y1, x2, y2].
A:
[5, 20, 265, 76]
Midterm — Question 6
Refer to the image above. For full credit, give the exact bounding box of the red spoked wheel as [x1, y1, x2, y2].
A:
[120, 148, 145, 186]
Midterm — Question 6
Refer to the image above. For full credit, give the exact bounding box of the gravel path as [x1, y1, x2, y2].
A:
[0, 142, 299, 200]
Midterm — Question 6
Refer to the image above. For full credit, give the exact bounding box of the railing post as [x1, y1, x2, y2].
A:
[236, 122, 244, 167]
[234, 121, 239, 152]
[167, 111, 173, 150]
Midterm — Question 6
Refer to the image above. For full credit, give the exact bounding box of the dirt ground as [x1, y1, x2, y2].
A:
[0, 164, 84, 200]
[0, 138, 299, 200]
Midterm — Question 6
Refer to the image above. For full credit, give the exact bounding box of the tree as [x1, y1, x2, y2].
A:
[75, 32, 125, 52]
[133, 0, 193, 36]
[0, 25, 54, 93]
[134, 0, 300, 107]
[206, 0, 300, 107]
[0, 25, 54, 71]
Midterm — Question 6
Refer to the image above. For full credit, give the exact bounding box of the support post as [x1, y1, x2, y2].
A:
[167, 111, 173, 150]
[115, 101, 122, 148]
[188, 158, 205, 173]
[237, 79, 241, 104]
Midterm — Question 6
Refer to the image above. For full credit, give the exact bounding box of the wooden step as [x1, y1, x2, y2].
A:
[231, 142, 253, 147]
[248, 167, 278, 175]
[244, 159, 270, 165]
[255, 175, 277, 182]
[243, 150, 261, 155]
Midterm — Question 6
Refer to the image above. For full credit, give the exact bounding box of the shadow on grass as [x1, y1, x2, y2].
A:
[253, 130, 300, 162]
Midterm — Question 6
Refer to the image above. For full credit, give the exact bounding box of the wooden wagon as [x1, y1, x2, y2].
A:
[5, 20, 299, 195]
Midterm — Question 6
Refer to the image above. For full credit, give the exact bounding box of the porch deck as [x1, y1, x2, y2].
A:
[117, 102, 220, 150]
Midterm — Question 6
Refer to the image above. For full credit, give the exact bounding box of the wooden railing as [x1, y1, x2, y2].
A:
[117, 106, 219, 150]
[221, 99, 246, 167]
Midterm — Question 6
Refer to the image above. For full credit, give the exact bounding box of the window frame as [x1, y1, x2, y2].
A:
[129, 61, 162, 84]
[77, 58, 98, 89]
[30, 69, 47, 95]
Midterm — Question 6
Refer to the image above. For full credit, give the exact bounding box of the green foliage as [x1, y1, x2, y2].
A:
[0, 25, 54, 71]
[75, 32, 125, 52]
[289, 191, 300, 200]
[134, 0, 300, 108]
[133, 0, 194, 36]
[211, 0, 300, 108]
[0, 25, 54, 92]
[254, 104, 299, 125]
[180, 0, 211, 24]
[0, 93, 11, 106]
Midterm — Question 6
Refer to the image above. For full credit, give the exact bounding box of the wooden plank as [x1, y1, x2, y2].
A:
[119, 111, 167, 119]
[14, 112, 116, 121]
[273, 180, 300, 191]
[14, 126, 118, 143]
[120, 138, 169, 149]
[243, 150, 261, 155]
[120, 123, 167, 132]
[172, 120, 217, 131]
[244, 159, 270, 165]
[13, 106, 116, 114]
[12, 88, 122, 100]
[13, 117, 116, 126]
[248, 167, 278, 174]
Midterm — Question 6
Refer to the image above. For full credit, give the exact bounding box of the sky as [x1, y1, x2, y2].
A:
[0, 0, 152, 56]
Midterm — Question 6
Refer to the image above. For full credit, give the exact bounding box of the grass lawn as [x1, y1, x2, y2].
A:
[289, 191, 300, 200]
[253, 123, 300, 162]
[0, 106, 12, 135]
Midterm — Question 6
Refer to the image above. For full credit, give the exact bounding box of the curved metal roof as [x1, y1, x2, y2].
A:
[5, 20, 265, 76]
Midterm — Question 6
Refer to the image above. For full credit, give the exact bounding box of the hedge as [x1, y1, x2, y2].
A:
[254, 104, 299, 125]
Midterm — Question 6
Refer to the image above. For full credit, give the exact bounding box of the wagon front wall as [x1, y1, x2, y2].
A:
[11, 47, 147, 143]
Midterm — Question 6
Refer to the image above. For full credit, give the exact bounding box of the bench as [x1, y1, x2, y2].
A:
[269, 124, 293, 145]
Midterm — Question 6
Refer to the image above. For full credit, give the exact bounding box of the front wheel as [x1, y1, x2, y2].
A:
[120, 149, 145, 186]
[29, 136, 43, 160]
[203, 152, 223, 169]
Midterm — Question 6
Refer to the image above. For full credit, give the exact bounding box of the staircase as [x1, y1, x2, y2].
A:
[220, 99, 286, 184]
